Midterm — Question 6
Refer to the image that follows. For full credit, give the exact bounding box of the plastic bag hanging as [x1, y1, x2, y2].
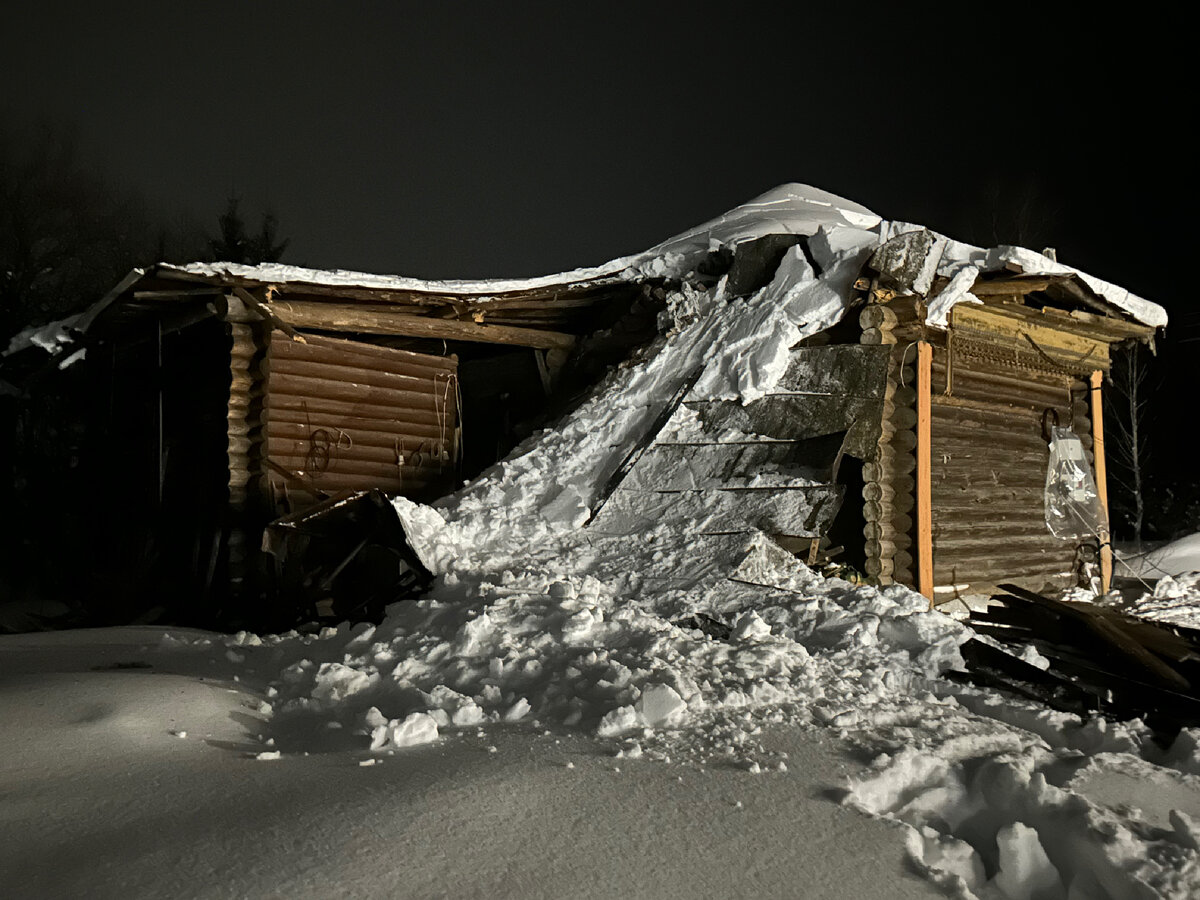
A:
[1044, 425, 1105, 539]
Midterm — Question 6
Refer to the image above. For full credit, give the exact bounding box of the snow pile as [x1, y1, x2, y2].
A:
[247, 534, 967, 764]
[3, 314, 84, 366]
[845, 705, 1200, 899]
[1124, 573, 1200, 630]
[1120, 533, 1200, 581]
[1114, 533, 1200, 629]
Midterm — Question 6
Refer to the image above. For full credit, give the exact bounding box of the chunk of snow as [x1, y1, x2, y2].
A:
[373, 712, 440, 749]
[597, 705, 641, 738]
[635, 684, 687, 729]
[731, 611, 772, 643]
[993, 822, 1062, 900]
[925, 264, 981, 327]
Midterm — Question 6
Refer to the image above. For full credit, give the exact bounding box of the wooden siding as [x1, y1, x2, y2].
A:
[264, 332, 459, 509]
[860, 295, 1106, 598]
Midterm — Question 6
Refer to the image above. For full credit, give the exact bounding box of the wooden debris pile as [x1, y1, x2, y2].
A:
[949, 583, 1200, 743]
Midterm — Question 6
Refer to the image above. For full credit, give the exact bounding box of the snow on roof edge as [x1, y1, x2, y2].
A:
[163, 184, 884, 299]
[62, 184, 1163, 334]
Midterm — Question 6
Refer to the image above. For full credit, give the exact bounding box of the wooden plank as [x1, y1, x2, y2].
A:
[272, 330, 457, 371]
[767, 344, 891, 399]
[1091, 370, 1112, 593]
[270, 299, 577, 350]
[269, 372, 442, 410]
[232, 286, 308, 344]
[917, 341, 933, 602]
[686, 394, 883, 455]
[620, 442, 835, 492]
[267, 417, 449, 443]
[266, 357, 452, 395]
[590, 485, 844, 538]
[267, 394, 445, 427]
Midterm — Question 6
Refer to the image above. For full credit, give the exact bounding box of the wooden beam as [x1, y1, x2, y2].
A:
[270, 299, 576, 350]
[1090, 369, 1112, 593]
[917, 341, 934, 603]
[231, 286, 307, 343]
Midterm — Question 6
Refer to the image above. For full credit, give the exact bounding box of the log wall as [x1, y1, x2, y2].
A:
[263, 331, 460, 511]
[861, 295, 1105, 598]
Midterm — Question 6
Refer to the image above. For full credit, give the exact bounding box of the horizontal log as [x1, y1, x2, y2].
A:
[266, 452, 449, 481]
[227, 433, 264, 453]
[934, 562, 1077, 586]
[860, 327, 891, 345]
[931, 399, 1066, 429]
[864, 557, 895, 578]
[931, 419, 1052, 447]
[886, 384, 918, 408]
[270, 299, 577, 350]
[929, 447, 1048, 466]
[931, 470, 1049, 491]
[267, 357, 455, 395]
[864, 478, 916, 503]
[933, 543, 1078, 567]
[933, 489, 1043, 508]
[880, 492, 917, 514]
[263, 470, 449, 497]
[931, 394, 1063, 424]
[267, 417, 451, 444]
[271, 331, 457, 372]
[881, 297, 924, 324]
[267, 394, 446, 426]
[885, 406, 918, 430]
[933, 510, 1049, 531]
[859, 305, 898, 330]
[268, 438, 450, 468]
[269, 372, 444, 411]
[931, 532, 1077, 553]
[866, 454, 916, 482]
[932, 373, 1075, 411]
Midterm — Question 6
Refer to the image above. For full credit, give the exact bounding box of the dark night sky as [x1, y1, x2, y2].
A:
[0, 6, 1186, 309]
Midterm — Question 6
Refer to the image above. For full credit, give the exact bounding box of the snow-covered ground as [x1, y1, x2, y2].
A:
[3, 185, 1196, 897]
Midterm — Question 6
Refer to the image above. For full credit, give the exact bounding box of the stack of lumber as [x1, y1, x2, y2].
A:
[951, 583, 1200, 743]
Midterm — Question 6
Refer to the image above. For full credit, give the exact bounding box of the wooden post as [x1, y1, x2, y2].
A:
[1090, 370, 1112, 593]
[917, 342, 934, 603]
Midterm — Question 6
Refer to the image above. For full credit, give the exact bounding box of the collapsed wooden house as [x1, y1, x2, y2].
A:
[6, 190, 1164, 625]
[23, 260, 656, 620]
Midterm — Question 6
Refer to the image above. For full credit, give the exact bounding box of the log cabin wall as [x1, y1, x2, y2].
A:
[860, 293, 1112, 600]
[263, 331, 460, 513]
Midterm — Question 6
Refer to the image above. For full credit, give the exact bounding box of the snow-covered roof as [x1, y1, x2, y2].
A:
[6, 183, 1167, 366]
[163, 184, 884, 298]
[163, 182, 1165, 328]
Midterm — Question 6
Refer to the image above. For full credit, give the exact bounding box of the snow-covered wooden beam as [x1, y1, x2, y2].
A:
[267, 299, 576, 350]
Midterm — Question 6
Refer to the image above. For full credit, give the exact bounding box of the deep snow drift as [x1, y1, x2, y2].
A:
[3, 185, 1193, 898]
